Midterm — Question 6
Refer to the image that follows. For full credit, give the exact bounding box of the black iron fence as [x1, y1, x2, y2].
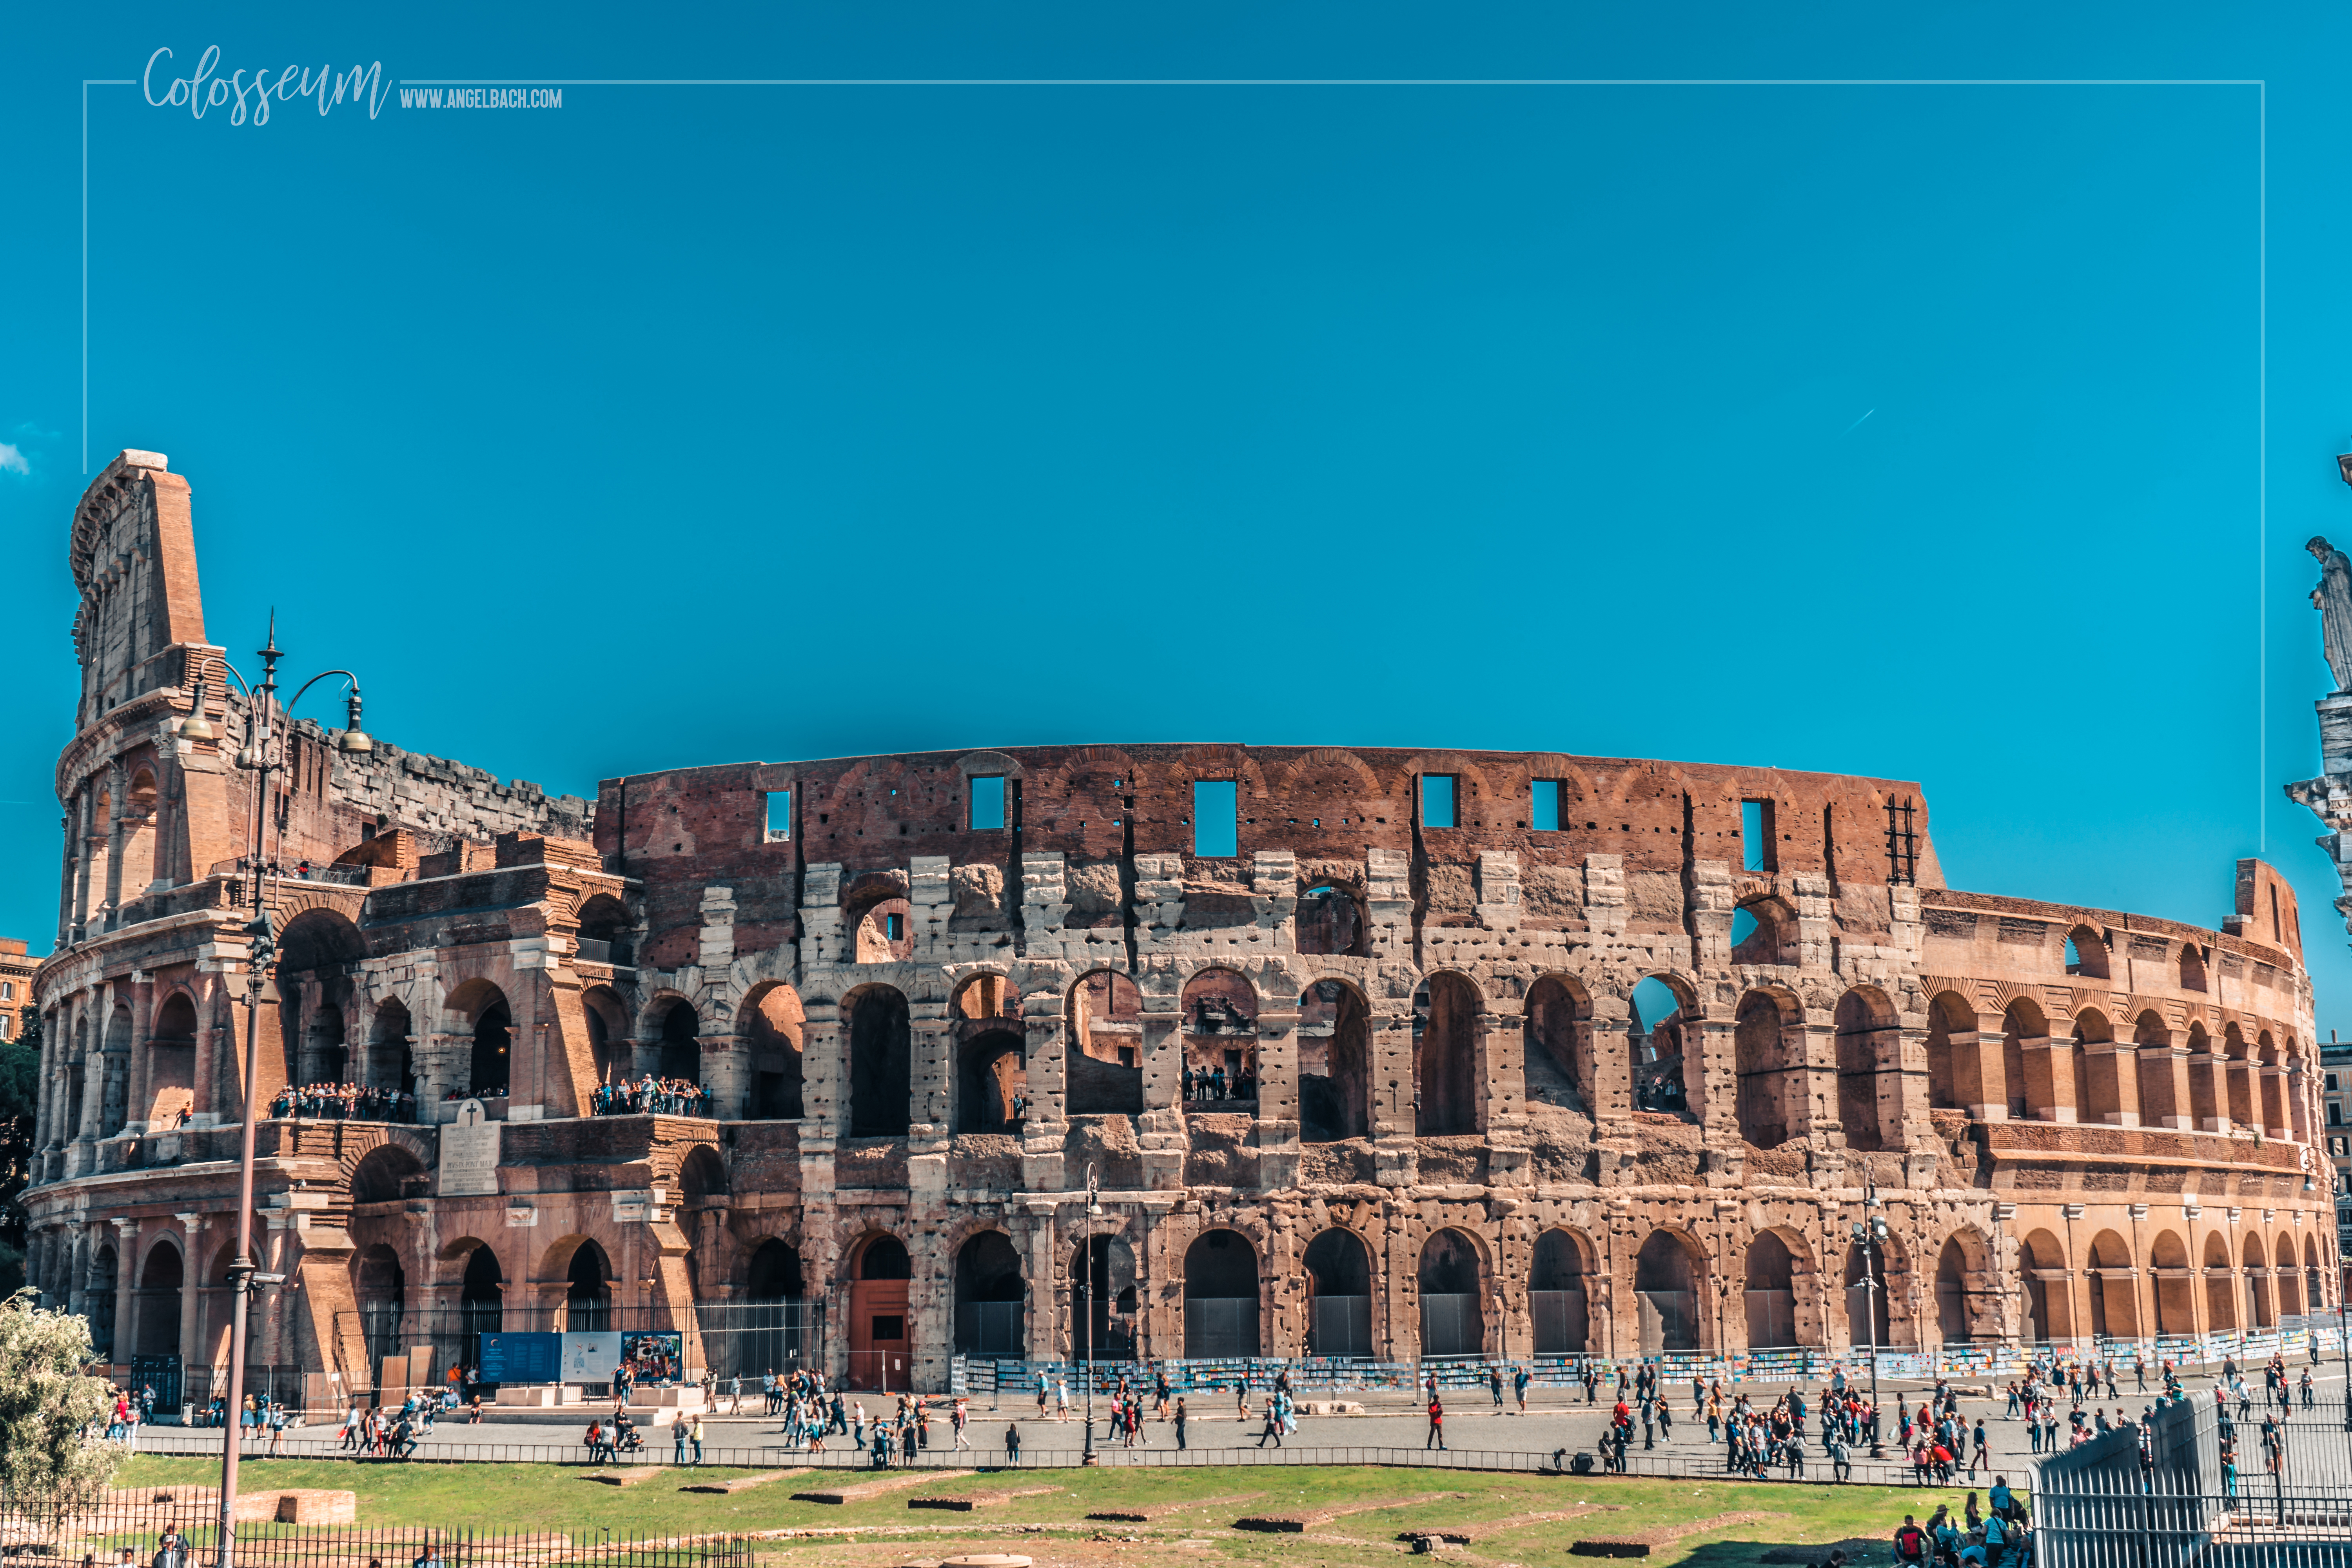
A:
[0, 1487, 749, 1568]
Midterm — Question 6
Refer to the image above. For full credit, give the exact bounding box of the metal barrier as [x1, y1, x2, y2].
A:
[2034, 1392, 2352, 1568]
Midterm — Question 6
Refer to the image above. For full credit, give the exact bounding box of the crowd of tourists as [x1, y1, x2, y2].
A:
[335, 1390, 460, 1458]
[591, 1074, 711, 1116]
[270, 1082, 417, 1122]
[1181, 1063, 1256, 1102]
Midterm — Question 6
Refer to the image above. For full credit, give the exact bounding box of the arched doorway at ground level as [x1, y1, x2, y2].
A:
[846, 1235, 912, 1390]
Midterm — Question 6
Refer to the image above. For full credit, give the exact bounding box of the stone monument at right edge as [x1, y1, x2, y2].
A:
[2283, 453, 2352, 930]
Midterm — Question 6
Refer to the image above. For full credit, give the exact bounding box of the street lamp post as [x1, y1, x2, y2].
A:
[1081, 1163, 1102, 1465]
[1852, 1181, 1889, 1459]
[186, 619, 370, 1568]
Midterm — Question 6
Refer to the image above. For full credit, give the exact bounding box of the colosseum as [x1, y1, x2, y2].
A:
[19, 449, 2343, 1405]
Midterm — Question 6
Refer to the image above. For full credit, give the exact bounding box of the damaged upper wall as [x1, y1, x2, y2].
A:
[69, 450, 209, 731]
[53, 453, 599, 948]
[595, 744, 1942, 964]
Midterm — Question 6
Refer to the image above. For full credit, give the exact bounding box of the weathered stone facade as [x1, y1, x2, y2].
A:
[19, 452, 2341, 1399]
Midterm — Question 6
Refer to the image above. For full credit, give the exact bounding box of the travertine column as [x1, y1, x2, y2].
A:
[1134, 996, 1184, 1191]
[124, 971, 154, 1132]
[2136, 1030, 2191, 1130]
[100, 759, 127, 929]
[1255, 1006, 1301, 1191]
[698, 1032, 746, 1121]
[420, 1031, 466, 1110]
[800, 1002, 843, 1136]
[907, 997, 950, 1132]
[175, 1213, 207, 1367]
[1957, 1019, 2007, 1121]
[110, 1219, 139, 1365]
[67, 786, 92, 942]
[66, 1224, 90, 1320]
[34, 996, 60, 1150]
[2084, 1042, 2141, 1125]
[2020, 1035, 2074, 1122]
[2189, 1047, 2229, 1132]
[2261, 1066, 2289, 1140]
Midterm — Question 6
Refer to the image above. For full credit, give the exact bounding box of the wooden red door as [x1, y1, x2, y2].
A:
[847, 1280, 909, 1390]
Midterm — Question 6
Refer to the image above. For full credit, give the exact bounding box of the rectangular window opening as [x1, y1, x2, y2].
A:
[1530, 780, 1560, 832]
[1741, 799, 1775, 872]
[971, 775, 1006, 831]
[1192, 780, 1238, 858]
[764, 789, 792, 843]
[885, 912, 904, 942]
[1421, 774, 1456, 830]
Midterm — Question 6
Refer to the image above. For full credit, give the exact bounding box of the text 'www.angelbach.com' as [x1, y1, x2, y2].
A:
[398, 87, 564, 109]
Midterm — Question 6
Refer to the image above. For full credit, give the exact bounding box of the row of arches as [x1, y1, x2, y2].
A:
[1920, 994, 2300, 1133]
[42, 902, 2312, 1152]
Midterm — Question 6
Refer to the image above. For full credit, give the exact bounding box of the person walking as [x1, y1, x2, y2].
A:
[952, 1397, 971, 1450]
[1256, 1399, 1284, 1448]
[1174, 1396, 1189, 1451]
[1490, 1366, 1505, 1410]
[1425, 1394, 1448, 1451]
[1514, 1365, 1531, 1416]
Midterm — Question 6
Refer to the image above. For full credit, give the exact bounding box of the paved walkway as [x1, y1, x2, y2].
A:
[136, 1358, 2350, 1482]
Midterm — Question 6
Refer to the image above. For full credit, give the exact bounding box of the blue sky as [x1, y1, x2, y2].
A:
[3, 4, 2349, 1022]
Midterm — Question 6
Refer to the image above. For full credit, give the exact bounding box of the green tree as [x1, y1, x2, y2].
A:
[0, 1290, 120, 1496]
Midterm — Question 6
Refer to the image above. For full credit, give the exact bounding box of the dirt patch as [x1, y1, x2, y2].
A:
[907, 1486, 1060, 1511]
[790, 1470, 975, 1504]
[1083, 1490, 1264, 1523]
[1577, 1510, 1786, 1549]
[678, 1468, 809, 1495]
[581, 1466, 665, 1488]
[1234, 1490, 1463, 1532]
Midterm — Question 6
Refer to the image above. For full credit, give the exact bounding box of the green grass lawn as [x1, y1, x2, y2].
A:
[108, 1455, 1994, 1568]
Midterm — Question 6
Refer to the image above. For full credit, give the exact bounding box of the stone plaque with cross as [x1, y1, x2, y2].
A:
[439, 1098, 502, 1196]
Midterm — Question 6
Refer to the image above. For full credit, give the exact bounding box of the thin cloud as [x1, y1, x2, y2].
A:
[1837, 408, 1875, 439]
[0, 443, 27, 476]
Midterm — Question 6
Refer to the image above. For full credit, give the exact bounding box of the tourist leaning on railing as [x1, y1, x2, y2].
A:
[270, 1082, 417, 1122]
[590, 1074, 711, 1117]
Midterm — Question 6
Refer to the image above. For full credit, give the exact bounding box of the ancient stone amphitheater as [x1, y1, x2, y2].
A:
[20, 451, 2339, 1400]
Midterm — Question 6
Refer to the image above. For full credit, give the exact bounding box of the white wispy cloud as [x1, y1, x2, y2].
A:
[0, 443, 27, 476]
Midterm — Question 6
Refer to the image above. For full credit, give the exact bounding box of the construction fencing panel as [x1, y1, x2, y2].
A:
[1184, 1297, 1260, 1359]
[1419, 1293, 1482, 1358]
[2034, 1391, 2352, 1568]
[1312, 1295, 1373, 1358]
[955, 1301, 1024, 1358]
